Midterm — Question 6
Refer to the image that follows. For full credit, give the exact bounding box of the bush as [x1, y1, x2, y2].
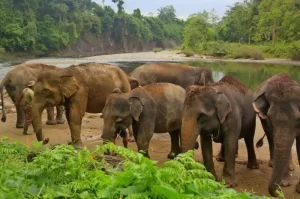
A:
[0, 138, 273, 199]
[287, 41, 300, 60]
[153, 47, 163, 53]
[261, 43, 289, 58]
[230, 45, 264, 60]
[0, 47, 5, 53]
[181, 49, 194, 57]
[196, 41, 230, 57]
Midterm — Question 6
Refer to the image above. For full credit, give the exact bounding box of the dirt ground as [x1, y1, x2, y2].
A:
[1, 95, 300, 199]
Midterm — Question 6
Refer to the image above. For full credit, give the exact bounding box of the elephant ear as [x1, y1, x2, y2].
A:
[128, 77, 141, 89]
[60, 75, 79, 98]
[129, 97, 143, 121]
[253, 92, 269, 119]
[216, 92, 232, 123]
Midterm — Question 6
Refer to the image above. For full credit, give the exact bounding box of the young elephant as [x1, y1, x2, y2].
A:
[101, 83, 186, 158]
[32, 62, 131, 148]
[181, 75, 259, 187]
[252, 73, 300, 197]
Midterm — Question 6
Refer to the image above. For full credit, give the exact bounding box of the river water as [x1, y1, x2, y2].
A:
[1, 58, 300, 91]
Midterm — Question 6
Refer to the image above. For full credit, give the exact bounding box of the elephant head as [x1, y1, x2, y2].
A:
[194, 67, 214, 86]
[181, 86, 231, 152]
[32, 70, 79, 142]
[101, 88, 143, 143]
[253, 87, 300, 197]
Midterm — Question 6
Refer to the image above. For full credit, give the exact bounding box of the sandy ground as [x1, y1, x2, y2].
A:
[1, 94, 300, 199]
[24, 50, 300, 67]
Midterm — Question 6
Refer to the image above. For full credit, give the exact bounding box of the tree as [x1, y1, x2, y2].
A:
[158, 5, 176, 23]
[112, 0, 124, 14]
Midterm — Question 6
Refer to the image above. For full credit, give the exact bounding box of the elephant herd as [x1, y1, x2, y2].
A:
[0, 61, 299, 197]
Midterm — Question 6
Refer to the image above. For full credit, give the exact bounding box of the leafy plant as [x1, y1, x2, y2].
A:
[153, 48, 163, 53]
[0, 138, 275, 199]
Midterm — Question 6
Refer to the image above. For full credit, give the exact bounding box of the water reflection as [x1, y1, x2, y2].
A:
[1, 60, 300, 91]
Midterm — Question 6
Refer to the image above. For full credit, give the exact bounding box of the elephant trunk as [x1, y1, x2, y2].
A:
[32, 102, 46, 142]
[101, 119, 117, 144]
[268, 128, 294, 197]
[181, 114, 199, 152]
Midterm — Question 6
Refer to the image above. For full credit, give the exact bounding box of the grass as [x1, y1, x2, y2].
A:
[152, 48, 163, 53]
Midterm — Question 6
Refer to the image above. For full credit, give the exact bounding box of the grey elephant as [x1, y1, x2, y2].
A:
[32, 62, 132, 148]
[181, 75, 259, 187]
[252, 73, 300, 197]
[0, 63, 65, 128]
[101, 83, 186, 158]
[129, 62, 214, 89]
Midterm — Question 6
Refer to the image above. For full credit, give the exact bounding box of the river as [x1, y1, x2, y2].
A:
[1, 58, 300, 91]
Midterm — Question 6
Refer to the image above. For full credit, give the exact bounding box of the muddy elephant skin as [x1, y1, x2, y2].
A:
[32, 62, 131, 148]
[181, 75, 259, 187]
[253, 73, 300, 197]
[129, 62, 214, 89]
[101, 83, 185, 158]
[0, 63, 65, 128]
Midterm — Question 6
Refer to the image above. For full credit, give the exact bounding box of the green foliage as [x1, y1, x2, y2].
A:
[0, 1, 183, 55]
[0, 138, 272, 199]
[152, 48, 162, 53]
[287, 40, 300, 60]
[229, 45, 264, 60]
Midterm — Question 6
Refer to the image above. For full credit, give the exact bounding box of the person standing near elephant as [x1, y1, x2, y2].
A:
[16, 80, 35, 135]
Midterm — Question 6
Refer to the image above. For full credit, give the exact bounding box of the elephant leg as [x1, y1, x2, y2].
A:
[297, 180, 300, 194]
[216, 143, 238, 162]
[260, 119, 274, 167]
[167, 129, 180, 159]
[65, 105, 83, 149]
[16, 105, 25, 128]
[46, 106, 57, 125]
[297, 136, 300, 167]
[127, 125, 135, 142]
[135, 121, 154, 158]
[244, 122, 259, 169]
[55, 106, 65, 124]
[223, 134, 238, 188]
[200, 135, 217, 179]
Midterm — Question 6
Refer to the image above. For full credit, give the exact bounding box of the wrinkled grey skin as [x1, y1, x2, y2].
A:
[129, 62, 214, 89]
[181, 76, 259, 188]
[0, 63, 65, 128]
[32, 62, 131, 149]
[101, 83, 185, 158]
[253, 73, 300, 197]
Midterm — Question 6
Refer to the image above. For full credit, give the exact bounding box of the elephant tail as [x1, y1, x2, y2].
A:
[0, 76, 9, 122]
[256, 134, 266, 148]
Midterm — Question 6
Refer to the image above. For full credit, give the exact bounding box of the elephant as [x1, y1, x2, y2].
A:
[129, 62, 214, 89]
[180, 75, 259, 187]
[32, 62, 132, 148]
[101, 83, 186, 158]
[252, 73, 300, 197]
[0, 63, 65, 128]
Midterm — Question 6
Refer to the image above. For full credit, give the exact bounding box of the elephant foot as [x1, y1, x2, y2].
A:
[68, 140, 83, 150]
[222, 175, 237, 188]
[216, 155, 225, 162]
[247, 159, 261, 169]
[128, 136, 135, 142]
[296, 181, 300, 194]
[16, 123, 24, 128]
[46, 120, 57, 125]
[268, 159, 274, 168]
[281, 179, 291, 187]
[56, 119, 65, 124]
[281, 172, 292, 187]
[23, 132, 32, 135]
[167, 152, 178, 159]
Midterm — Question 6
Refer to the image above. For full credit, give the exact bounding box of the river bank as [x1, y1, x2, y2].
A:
[23, 50, 300, 67]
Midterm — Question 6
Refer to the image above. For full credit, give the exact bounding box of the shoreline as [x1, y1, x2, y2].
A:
[22, 50, 300, 66]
